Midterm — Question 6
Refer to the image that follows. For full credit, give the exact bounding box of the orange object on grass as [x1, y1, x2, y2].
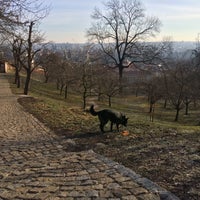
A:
[121, 130, 129, 136]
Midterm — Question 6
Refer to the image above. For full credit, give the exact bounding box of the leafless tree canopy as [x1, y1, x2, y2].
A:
[0, 0, 49, 95]
[0, 0, 49, 35]
[87, 0, 161, 79]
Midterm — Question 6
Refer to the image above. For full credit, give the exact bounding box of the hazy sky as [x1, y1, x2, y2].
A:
[41, 0, 200, 43]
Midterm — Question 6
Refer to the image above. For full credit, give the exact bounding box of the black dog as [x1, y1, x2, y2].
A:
[90, 105, 128, 132]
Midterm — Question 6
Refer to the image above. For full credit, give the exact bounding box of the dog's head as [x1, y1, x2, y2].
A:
[121, 114, 128, 127]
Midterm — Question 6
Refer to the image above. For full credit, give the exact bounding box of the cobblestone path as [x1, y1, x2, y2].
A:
[0, 74, 179, 200]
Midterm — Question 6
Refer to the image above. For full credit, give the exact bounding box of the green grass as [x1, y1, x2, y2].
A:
[7, 73, 200, 135]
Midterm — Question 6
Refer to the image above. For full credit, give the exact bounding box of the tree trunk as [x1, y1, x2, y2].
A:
[108, 96, 111, 107]
[14, 69, 21, 88]
[175, 106, 181, 121]
[44, 75, 49, 83]
[14, 69, 18, 84]
[24, 70, 31, 95]
[185, 102, 189, 115]
[164, 99, 167, 109]
[135, 86, 139, 97]
[23, 22, 34, 95]
[56, 79, 60, 90]
[60, 84, 64, 95]
[119, 66, 123, 94]
[98, 93, 101, 101]
[149, 105, 155, 122]
[17, 75, 20, 88]
[64, 85, 68, 99]
[149, 102, 154, 113]
[83, 90, 87, 109]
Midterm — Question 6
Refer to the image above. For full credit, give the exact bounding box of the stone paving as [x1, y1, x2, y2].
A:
[0, 74, 180, 200]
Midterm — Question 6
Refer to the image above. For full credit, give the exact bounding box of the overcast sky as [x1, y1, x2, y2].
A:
[41, 0, 200, 43]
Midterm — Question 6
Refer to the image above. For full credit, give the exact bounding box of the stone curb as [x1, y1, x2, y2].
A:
[93, 150, 180, 200]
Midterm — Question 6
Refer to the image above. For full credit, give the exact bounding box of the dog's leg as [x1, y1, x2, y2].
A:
[116, 124, 119, 132]
[100, 121, 107, 133]
[110, 122, 113, 132]
[100, 123, 105, 132]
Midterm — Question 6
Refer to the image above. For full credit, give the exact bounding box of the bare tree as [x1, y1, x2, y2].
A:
[0, 0, 24, 34]
[76, 61, 94, 109]
[182, 64, 198, 116]
[144, 76, 163, 122]
[76, 45, 96, 109]
[101, 70, 119, 107]
[192, 34, 200, 69]
[18, 1, 49, 94]
[87, 0, 161, 89]
[57, 61, 77, 99]
[0, 0, 49, 95]
[0, 0, 27, 73]
[164, 58, 194, 121]
[0, 0, 49, 35]
[37, 48, 63, 83]
[19, 21, 45, 95]
[93, 65, 108, 101]
[11, 37, 25, 88]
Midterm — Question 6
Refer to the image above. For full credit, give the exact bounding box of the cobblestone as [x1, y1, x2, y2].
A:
[0, 74, 179, 199]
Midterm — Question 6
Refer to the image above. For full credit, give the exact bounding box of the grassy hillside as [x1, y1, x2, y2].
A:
[9, 73, 200, 134]
[8, 73, 200, 199]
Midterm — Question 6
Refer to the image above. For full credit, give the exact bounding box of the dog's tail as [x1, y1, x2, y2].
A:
[89, 105, 98, 116]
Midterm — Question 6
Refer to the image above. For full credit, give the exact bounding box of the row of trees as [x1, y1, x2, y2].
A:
[36, 44, 120, 108]
[36, 41, 200, 123]
[141, 49, 200, 122]
[1, 0, 166, 95]
[1, 0, 200, 122]
[0, 0, 49, 94]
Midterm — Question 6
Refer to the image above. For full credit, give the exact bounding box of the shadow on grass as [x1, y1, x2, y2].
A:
[55, 129, 104, 139]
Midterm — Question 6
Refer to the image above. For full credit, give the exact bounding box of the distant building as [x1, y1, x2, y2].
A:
[123, 64, 159, 84]
[0, 60, 6, 73]
[0, 61, 12, 73]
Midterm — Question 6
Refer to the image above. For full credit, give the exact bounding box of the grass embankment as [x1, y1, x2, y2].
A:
[8, 73, 200, 134]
